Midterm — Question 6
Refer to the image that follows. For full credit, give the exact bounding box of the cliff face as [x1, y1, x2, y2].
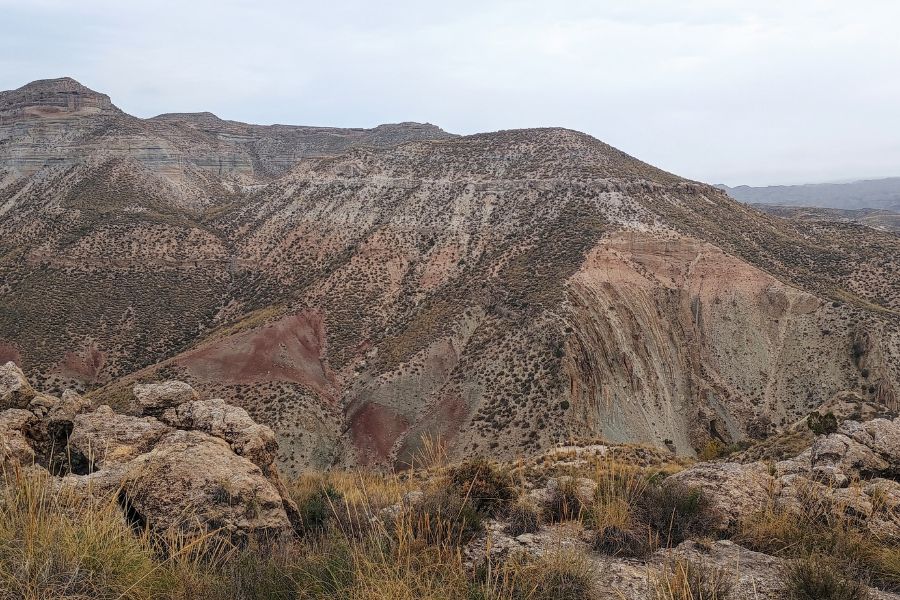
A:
[0, 77, 454, 195]
[1, 78, 898, 475]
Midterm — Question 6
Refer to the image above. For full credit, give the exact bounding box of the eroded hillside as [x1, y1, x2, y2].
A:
[1, 78, 898, 475]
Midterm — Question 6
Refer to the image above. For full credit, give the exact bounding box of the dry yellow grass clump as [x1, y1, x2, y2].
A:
[0, 463, 598, 600]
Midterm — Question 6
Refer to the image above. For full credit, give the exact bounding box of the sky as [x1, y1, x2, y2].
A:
[1, 0, 899, 186]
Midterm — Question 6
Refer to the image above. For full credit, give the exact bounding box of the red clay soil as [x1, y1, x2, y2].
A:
[348, 402, 410, 466]
[59, 343, 106, 383]
[0, 342, 21, 365]
[176, 310, 340, 402]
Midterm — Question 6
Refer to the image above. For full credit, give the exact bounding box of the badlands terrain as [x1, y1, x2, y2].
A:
[2, 76, 900, 599]
[1, 77, 899, 476]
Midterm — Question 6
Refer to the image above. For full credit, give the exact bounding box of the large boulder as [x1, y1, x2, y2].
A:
[119, 429, 292, 543]
[0, 362, 36, 410]
[809, 433, 887, 483]
[839, 418, 900, 469]
[68, 405, 171, 468]
[159, 398, 278, 473]
[132, 380, 198, 415]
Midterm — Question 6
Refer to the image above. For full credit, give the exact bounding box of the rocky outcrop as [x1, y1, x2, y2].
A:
[117, 429, 292, 543]
[671, 416, 900, 540]
[133, 380, 198, 415]
[0, 362, 35, 410]
[0, 408, 37, 466]
[0, 378, 296, 543]
[159, 397, 278, 473]
[68, 406, 172, 467]
[666, 462, 777, 532]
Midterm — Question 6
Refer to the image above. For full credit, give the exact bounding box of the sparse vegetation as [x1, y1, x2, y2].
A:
[784, 555, 871, 600]
[653, 558, 732, 600]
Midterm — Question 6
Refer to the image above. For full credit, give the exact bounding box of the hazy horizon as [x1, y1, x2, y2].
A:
[3, 0, 899, 187]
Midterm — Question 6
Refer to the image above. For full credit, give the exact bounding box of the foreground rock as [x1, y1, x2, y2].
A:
[0, 361, 36, 410]
[133, 380, 198, 415]
[602, 540, 900, 600]
[0, 375, 296, 543]
[118, 430, 292, 542]
[669, 416, 900, 541]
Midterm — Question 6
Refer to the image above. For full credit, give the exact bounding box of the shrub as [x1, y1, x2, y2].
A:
[654, 558, 732, 600]
[638, 482, 715, 546]
[476, 550, 597, 600]
[808, 412, 839, 436]
[592, 524, 653, 558]
[699, 440, 727, 460]
[294, 484, 343, 535]
[447, 457, 517, 517]
[784, 556, 870, 600]
[545, 477, 586, 523]
[506, 496, 542, 536]
[406, 488, 483, 545]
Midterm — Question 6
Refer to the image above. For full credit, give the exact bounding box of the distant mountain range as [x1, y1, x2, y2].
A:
[718, 177, 900, 212]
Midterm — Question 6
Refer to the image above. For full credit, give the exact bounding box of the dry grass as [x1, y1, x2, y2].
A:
[736, 480, 900, 592]
[0, 466, 602, 599]
[653, 558, 732, 600]
[0, 468, 170, 599]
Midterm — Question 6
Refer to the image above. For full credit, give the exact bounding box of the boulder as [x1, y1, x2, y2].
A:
[159, 398, 277, 473]
[132, 380, 198, 415]
[839, 418, 900, 469]
[119, 429, 292, 543]
[0, 408, 37, 467]
[810, 432, 889, 479]
[68, 405, 171, 467]
[0, 361, 36, 410]
[864, 478, 900, 540]
[27, 393, 59, 418]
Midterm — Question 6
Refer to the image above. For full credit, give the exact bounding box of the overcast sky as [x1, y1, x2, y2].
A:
[2, 0, 898, 186]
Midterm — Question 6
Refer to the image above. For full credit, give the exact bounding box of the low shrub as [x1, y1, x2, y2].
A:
[638, 482, 715, 546]
[808, 412, 839, 436]
[293, 484, 343, 535]
[505, 496, 542, 536]
[784, 555, 870, 600]
[406, 487, 483, 545]
[475, 550, 597, 600]
[447, 457, 517, 517]
[592, 524, 654, 558]
[654, 558, 732, 600]
[544, 477, 586, 523]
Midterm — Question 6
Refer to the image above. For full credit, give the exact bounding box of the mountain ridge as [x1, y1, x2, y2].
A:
[718, 177, 900, 212]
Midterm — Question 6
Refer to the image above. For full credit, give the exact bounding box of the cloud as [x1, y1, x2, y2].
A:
[1, 0, 898, 185]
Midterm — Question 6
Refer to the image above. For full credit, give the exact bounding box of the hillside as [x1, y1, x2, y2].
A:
[1, 78, 898, 476]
